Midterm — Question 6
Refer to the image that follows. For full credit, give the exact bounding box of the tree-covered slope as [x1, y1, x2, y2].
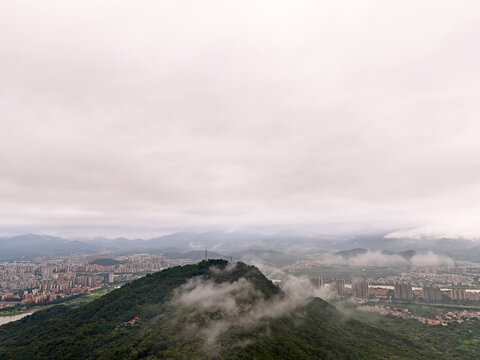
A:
[0, 260, 434, 359]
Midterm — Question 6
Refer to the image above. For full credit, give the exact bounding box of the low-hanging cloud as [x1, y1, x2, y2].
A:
[172, 267, 332, 349]
[385, 226, 480, 241]
[410, 252, 454, 267]
[325, 250, 454, 268]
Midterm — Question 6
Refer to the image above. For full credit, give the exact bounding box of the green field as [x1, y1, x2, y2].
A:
[60, 287, 115, 308]
[0, 286, 115, 317]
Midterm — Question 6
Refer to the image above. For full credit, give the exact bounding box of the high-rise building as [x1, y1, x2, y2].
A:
[422, 285, 441, 302]
[151, 256, 165, 264]
[394, 282, 413, 300]
[352, 279, 369, 298]
[447, 267, 466, 274]
[41, 266, 53, 280]
[108, 272, 115, 283]
[450, 288, 467, 301]
[309, 276, 324, 288]
[330, 278, 345, 296]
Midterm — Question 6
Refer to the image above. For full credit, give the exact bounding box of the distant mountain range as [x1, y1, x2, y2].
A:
[0, 234, 95, 261]
[1, 231, 480, 262]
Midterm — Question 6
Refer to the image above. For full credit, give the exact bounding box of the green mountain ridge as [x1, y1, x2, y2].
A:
[0, 260, 435, 359]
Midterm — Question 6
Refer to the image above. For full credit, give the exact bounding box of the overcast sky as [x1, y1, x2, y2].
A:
[0, 1, 479, 238]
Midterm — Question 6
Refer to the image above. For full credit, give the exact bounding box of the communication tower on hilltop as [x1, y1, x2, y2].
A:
[205, 245, 208, 261]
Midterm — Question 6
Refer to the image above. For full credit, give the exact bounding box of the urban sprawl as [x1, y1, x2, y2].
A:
[0, 254, 188, 309]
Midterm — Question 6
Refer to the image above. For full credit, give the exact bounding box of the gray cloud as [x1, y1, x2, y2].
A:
[173, 269, 332, 348]
[410, 252, 455, 268]
[1, 1, 479, 237]
[324, 250, 454, 268]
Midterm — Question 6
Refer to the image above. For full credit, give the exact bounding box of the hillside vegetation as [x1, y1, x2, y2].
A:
[0, 260, 440, 359]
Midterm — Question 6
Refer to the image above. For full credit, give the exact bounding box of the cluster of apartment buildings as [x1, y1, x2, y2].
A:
[307, 276, 480, 304]
[450, 288, 480, 301]
[393, 282, 480, 302]
[309, 277, 370, 298]
[0, 254, 186, 309]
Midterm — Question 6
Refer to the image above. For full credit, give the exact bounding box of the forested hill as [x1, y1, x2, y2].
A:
[0, 260, 432, 359]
